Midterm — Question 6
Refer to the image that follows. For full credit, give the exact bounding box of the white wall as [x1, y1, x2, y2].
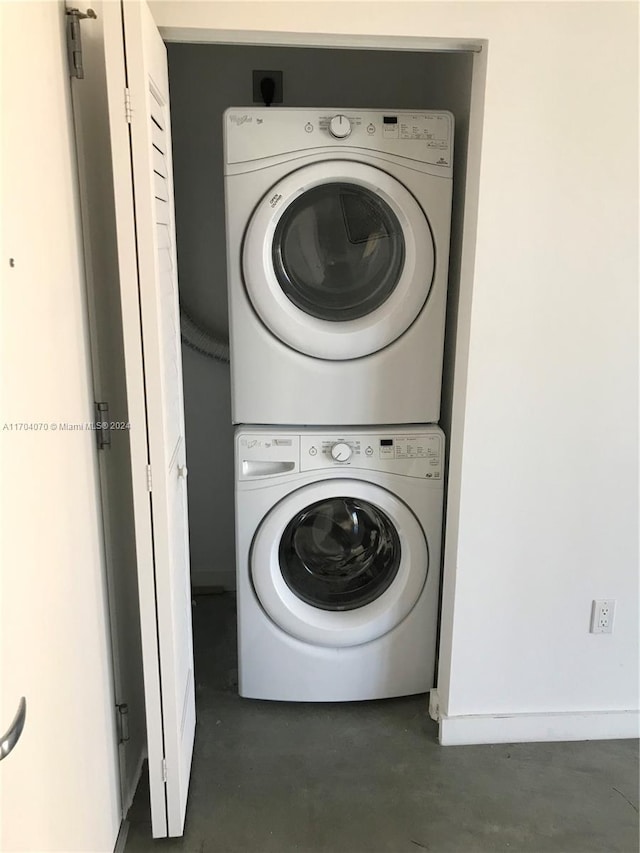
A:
[0, 2, 121, 848]
[152, 1, 639, 741]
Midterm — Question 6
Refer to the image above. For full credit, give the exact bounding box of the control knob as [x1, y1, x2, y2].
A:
[329, 115, 351, 139]
[331, 442, 352, 462]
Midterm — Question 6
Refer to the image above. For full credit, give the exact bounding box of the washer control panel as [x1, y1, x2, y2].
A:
[237, 428, 444, 481]
[300, 431, 443, 479]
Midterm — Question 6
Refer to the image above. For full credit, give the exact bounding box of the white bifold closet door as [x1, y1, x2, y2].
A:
[71, 0, 196, 837]
[123, 0, 196, 837]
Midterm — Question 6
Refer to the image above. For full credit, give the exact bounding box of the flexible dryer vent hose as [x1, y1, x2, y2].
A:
[180, 307, 230, 364]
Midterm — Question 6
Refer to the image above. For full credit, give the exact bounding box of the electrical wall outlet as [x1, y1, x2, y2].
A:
[590, 599, 616, 634]
[252, 70, 283, 105]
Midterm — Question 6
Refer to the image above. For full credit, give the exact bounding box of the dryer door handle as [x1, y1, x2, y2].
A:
[242, 460, 296, 478]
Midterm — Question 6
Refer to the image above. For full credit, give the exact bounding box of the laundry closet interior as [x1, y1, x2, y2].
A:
[82, 14, 484, 836]
[168, 41, 475, 596]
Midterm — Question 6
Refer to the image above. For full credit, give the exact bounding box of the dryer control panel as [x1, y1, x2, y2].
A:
[236, 427, 445, 481]
[224, 108, 454, 174]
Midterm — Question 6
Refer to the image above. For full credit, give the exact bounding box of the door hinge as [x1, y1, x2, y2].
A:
[146, 465, 153, 492]
[124, 87, 133, 124]
[65, 7, 97, 80]
[116, 703, 130, 744]
[161, 758, 167, 783]
[95, 402, 111, 450]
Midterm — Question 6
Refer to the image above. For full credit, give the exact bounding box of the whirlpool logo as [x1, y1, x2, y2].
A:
[230, 114, 253, 126]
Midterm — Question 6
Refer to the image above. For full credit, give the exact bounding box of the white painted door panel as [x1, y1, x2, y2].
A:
[70, 0, 195, 838]
[121, 0, 195, 836]
[1, 3, 122, 850]
[68, 0, 149, 818]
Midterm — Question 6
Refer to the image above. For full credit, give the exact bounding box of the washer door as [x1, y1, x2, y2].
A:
[243, 161, 435, 360]
[251, 479, 428, 647]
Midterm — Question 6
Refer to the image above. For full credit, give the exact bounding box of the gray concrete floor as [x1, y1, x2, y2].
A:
[125, 593, 639, 853]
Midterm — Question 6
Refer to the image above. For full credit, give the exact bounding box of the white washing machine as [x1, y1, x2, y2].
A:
[224, 108, 454, 426]
[235, 425, 445, 702]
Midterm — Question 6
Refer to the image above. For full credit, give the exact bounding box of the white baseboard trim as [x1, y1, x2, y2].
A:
[191, 568, 236, 590]
[429, 692, 640, 745]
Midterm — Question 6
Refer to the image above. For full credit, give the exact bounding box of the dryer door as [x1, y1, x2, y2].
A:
[251, 479, 428, 647]
[243, 161, 435, 360]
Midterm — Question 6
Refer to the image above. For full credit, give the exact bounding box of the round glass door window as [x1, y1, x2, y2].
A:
[272, 183, 405, 322]
[279, 496, 401, 611]
[243, 161, 435, 361]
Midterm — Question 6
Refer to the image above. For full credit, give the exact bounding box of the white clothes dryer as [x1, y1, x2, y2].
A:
[224, 108, 454, 426]
[234, 425, 445, 702]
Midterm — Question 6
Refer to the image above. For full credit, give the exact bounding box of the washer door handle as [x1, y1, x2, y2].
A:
[0, 696, 27, 761]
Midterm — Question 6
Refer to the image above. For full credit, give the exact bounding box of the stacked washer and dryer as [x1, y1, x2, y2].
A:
[223, 108, 454, 702]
